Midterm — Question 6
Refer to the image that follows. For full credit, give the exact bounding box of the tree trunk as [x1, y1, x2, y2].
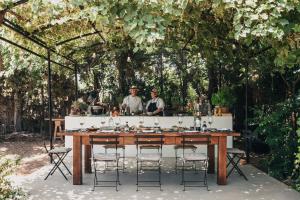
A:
[13, 91, 22, 132]
[116, 51, 128, 96]
[207, 65, 218, 101]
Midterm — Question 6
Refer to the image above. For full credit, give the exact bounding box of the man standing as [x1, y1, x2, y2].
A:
[146, 88, 165, 116]
[122, 86, 143, 115]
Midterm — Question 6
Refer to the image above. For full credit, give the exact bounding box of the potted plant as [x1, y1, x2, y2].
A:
[70, 99, 88, 115]
[211, 86, 236, 114]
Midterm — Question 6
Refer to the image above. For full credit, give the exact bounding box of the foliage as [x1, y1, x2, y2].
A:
[295, 118, 300, 190]
[211, 86, 236, 108]
[251, 97, 299, 189]
[0, 157, 27, 200]
[71, 99, 88, 113]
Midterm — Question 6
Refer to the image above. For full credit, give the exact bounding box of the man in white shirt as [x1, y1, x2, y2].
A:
[122, 86, 143, 115]
[146, 88, 165, 116]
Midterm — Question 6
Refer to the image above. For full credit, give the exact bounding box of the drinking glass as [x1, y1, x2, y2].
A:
[178, 114, 183, 128]
[100, 117, 106, 128]
[79, 118, 85, 131]
[114, 117, 121, 131]
[208, 116, 213, 128]
[139, 116, 144, 127]
[154, 117, 160, 127]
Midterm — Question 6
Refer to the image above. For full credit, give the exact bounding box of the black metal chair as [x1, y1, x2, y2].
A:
[226, 148, 248, 181]
[104, 144, 126, 172]
[43, 142, 72, 180]
[90, 135, 121, 191]
[181, 134, 210, 191]
[174, 144, 197, 174]
[135, 134, 164, 191]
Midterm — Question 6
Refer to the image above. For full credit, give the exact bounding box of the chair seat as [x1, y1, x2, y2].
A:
[140, 145, 160, 150]
[182, 153, 207, 161]
[48, 147, 72, 154]
[227, 148, 245, 155]
[138, 153, 161, 161]
[94, 153, 120, 161]
[174, 144, 197, 150]
[104, 144, 125, 149]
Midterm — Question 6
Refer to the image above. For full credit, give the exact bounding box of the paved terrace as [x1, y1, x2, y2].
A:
[11, 158, 300, 200]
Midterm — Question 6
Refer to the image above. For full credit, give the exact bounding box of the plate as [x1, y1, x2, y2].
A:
[142, 130, 155, 133]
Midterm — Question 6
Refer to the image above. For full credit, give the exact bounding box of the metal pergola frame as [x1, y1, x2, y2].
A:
[0, 0, 252, 162]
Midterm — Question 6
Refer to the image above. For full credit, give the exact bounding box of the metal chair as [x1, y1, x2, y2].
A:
[227, 148, 248, 181]
[174, 144, 197, 174]
[90, 135, 121, 191]
[181, 134, 210, 191]
[135, 134, 164, 191]
[43, 142, 72, 180]
[104, 144, 126, 172]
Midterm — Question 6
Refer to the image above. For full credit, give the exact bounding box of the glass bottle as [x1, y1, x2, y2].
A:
[202, 120, 207, 132]
[108, 112, 114, 127]
[195, 117, 201, 131]
[124, 121, 130, 132]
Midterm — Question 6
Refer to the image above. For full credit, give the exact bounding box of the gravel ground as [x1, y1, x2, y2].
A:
[0, 133, 63, 175]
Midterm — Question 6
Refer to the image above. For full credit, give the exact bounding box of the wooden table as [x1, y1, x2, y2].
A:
[61, 131, 240, 185]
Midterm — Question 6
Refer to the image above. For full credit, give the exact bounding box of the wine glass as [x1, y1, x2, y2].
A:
[208, 116, 213, 128]
[154, 117, 160, 133]
[154, 117, 159, 127]
[139, 116, 144, 127]
[100, 117, 106, 129]
[79, 118, 85, 131]
[178, 114, 183, 128]
[114, 117, 121, 131]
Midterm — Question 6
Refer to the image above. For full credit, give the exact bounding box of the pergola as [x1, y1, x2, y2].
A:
[0, 0, 250, 161]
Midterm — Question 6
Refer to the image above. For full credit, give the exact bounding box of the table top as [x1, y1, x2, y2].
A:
[59, 131, 240, 137]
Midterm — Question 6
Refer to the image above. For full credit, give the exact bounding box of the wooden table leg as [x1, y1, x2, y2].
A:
[84, 145, 92, 173]
[208, 144, 215, 174]
[217, 136, 227, 185]
[73, 135, 82, 185]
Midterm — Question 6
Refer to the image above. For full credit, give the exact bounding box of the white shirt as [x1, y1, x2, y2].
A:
[122, 95, 143, 113]
[146, 97, 165, 111]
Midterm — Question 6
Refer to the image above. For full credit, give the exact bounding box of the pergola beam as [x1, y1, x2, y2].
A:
[3, 18, 77, 64]
[0, 36, 73, 70]
[56, 31, 101, 46]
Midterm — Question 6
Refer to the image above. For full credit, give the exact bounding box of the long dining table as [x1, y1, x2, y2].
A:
[61, 131, 240, 185]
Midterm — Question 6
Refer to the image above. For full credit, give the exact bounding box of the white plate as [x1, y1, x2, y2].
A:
[142, 130, 155, 133]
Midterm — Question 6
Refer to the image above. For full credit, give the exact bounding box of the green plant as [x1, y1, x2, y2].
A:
[71, 99, 88, 113]
[251, 97, 299, 191]
[0, 157, 27, 200]
[211, 86, 236, 108]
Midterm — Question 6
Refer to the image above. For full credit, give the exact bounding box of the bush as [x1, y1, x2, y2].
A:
[251, 97, 299, 190]
[0, 157, 27, 200]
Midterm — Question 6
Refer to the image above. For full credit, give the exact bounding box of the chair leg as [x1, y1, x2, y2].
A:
[122, 148, 125, 173]
[116, 161, 119, 191]
[227, 153, 248, 181]
[159, 161, 162, 191]
[136, 159, 139, 191]
[182, 161, 185, 191]
[175, 148, 178, 174]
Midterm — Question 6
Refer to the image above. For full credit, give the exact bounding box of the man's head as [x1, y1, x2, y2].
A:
[151, 88, 158, 98]
[129, 85, 138, 96]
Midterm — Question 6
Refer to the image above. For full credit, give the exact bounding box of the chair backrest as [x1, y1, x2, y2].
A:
[89, 135, 120, 159]
[181, 134, 210, 155]
[135, 134, 164, 154]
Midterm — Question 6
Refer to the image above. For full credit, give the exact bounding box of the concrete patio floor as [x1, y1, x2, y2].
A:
[12, 157, 300, 200]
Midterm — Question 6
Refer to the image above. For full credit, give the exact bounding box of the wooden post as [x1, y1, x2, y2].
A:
[73, 135, 82, 185]
[208, 144, 215, 174]
[84, 145, 92, 173]
[217, 136, 227, 185]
